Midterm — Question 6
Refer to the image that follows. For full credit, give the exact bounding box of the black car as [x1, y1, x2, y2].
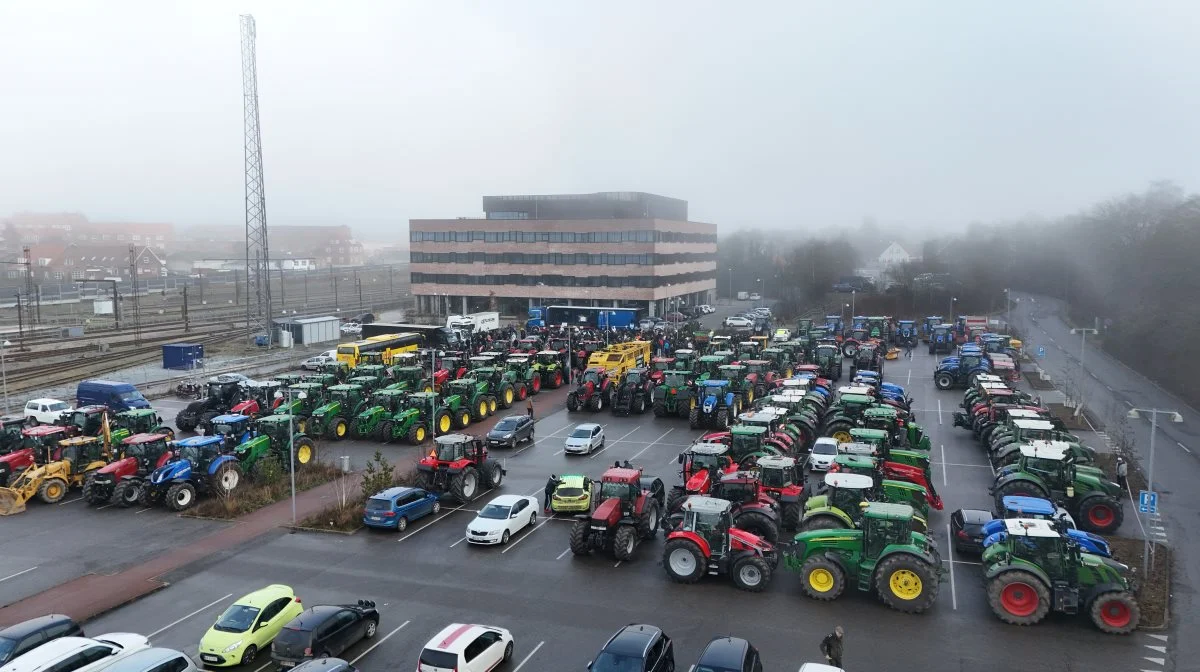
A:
[692, 636, 763, 672]
[486, 415, 535, 449]
[588, 624, 674, 672]
[951, 508, 995, 553]
[272, 601, 379, 667]
[0, 614, 84, 665]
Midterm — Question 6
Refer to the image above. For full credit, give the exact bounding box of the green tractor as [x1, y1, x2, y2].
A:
[272, 382, 327, 433]
[846, 428, 931, 471]
[346, 374, 385, 395]
[386, 366, 433, 393]
[375, 392, 441, 445]
[532, 350, 567, 389]
[672, 348, 697, 375]
[275, 373, 304, 387]
[819, 393, 875, 443]
[813, 343, 842, 381]
[760, 347, 794, 378]
[801, 472, 929, 532]
[471, 364, 519, 409]
[302, 372, 340, 388]
[983, 517, 1139, 633]
[112, 409, 174, 441]
[351, 389, 409, 440]
[316, 361, 351, 382]
[716, 364, 756, 407]
[443, 377, 496, 423]
[695, 354, 727, 381]
[354, 363, 389, 381]
[242, 414, 317, 471]
[991, 443, 1124, 534]
[727, 425, 785, 468]
[786, 502, 942, 613]
[307, 384, 368, 440]
[651, 370, 694, 419]
[505, 355, 541, 397]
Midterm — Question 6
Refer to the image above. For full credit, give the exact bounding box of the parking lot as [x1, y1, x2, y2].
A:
[3, 340, 1154, 671]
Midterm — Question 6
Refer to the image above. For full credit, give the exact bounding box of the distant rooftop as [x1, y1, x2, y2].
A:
[482, 192, 687, 221]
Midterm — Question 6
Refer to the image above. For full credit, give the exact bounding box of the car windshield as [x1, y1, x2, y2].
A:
[213, 604, 260, 633]
[590, 652, 643, 672]
[0, 637, 15, 659]
[48, 402, 70, 412]
[496, 418, 520, 430]
[570, 428, 593, 439]
[118, 390, 146, 402]
[599, 481, 631, 500]
[813, 442, 838, 455]
[365, 498, 392, 511]
[478, 504, 511, 519]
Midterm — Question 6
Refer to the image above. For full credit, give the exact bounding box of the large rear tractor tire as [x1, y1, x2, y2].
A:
[663, 539, 706, 584]
[379, 421, 394, 444]
[875, 554, 940, 613]
[824, 421, 854, 444]
[330, 416, 349, 441]
[413, 470, 433, 492]
[688, 407, 700, 429]
[113, 480, 141, 508]
[993, 480, 1048, 510]
[934, 373, 956, 391]
[516, 384, 527, 402]
[613, 525, 638, 561]
[349, 419, 361, 439]
[637, 501, 660, 540]
[1089, 591, 1140, 634]
[731, 556, 772, 592]
[799, 556, 845, 601]
[450, 466, 479, 502]
[652, 400, 667, 417]
[436, 411, 453, 435]
[166, 482, 198, 511]
[212, 462, 243, 496]
[588, 394, 604, 412]
[484, 459, 504, 489]
[987, 570, 1051, 626]
[665, 488, 687, 514]
[294, 437, 317, 468]
[569, 519, 591, 556]
[475, 400, 489, 422]
[407, 424, 428, 446]
[81, 473, 96, 504]
[781, 502, 801, 531]
[37, 478, 69, 504]
[457, 411, 471, 429]
[566, 393, 580, 412]
[1078, 496, 1124, 535]
[500, 384, 514, 409]
[734, 510, 778, 543]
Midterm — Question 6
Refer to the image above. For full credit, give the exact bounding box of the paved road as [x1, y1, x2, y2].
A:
[42, 345, 1150, 672]
[1012, 293, 1189, 670]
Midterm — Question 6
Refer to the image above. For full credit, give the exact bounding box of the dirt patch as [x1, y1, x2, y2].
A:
[1024, 370, 1056, 390]
[187, 462, 343, 519]
[297, 464, 417, 533]
[1045, 402, 1100, 431]
[1107, 536, 1171, 629]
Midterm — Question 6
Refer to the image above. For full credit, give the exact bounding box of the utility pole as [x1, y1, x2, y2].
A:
[333, 271, 339, 308]
[182, 285, 190, 331]
[388, 265, 394, 295]
[14, 292, 23, 350]
[279, 268, 286, 308]
[356, 277, 364, 315]
[1070, 327, 1099, 414]
[129, 245, 142, 345]
[303, 271, 308, 308]
[241, 14, 272, 345]
[34, 285, 41, 325]
[22, 246, 35, 326]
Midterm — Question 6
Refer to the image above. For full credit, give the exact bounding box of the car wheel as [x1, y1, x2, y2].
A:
[397, 516, 408, 532]
[241, 646, 258, 666]
[501, 530, 511, 545]
[432, 501, 441, 514]
[503, 641, 514, 661]
[529, 510, 537, 528]
[365, 620, 378, 638]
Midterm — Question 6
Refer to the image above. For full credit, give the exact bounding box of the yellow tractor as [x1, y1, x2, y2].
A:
[0, 436, 113, 515]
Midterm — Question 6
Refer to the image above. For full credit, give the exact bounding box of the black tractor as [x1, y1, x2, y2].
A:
[612, 367, 653, 416]
[174, 375, 247, 432]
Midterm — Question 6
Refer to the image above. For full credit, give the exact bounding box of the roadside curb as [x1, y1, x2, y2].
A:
[285, 524, 362, 535]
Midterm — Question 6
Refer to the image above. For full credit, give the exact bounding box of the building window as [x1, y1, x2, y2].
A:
[132, 234, 141, 241]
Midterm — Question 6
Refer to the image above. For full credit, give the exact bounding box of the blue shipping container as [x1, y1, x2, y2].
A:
[162, 343, 204, 370]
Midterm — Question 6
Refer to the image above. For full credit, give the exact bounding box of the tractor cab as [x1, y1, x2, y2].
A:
[172, 435, 228, 471]
[443, 377, 477, 397]
[896, 320, 917, 343]
[254, 414, 303, 442]
[734, 411, 783, 436]
[430, 433, 487, 465]
[736, 341, 760, 360]
[930, 324, 953, 352]
[514, 336, 544, 353]
[388, 366, 429, 392]
[274, 373, 304, 387]
[0, 415, 26, 453]
[302, 371, 339, 387]
[696, 355, 726, 379]
[985, 518, 1078, 569]
[580, 367, 607, 386]
[1009, 418, 1056, 443]
[622, 368, 647, 387]
[505, 355, 532, 374]
[728, 425, 774, 464]
[113, 408, 166, 436]
[661, 370, 692, 391]
[207, 378, 245, 406]
[717, 364, 747, 385]
[836, 385, 873, 403]
[596, 467, 644, 513]
[121, 432, 174, 471]
[849, 427, 890, 450]
[741, 359, 774, 379]
[346, 375, 383, 394]
[755, 455, 802, 490]
[327, 383, 366, 407]
[317, 361, 351, 381]
[1009, 442, 1078, 481]
[814, 344, 839, 365]
[649, 357, 676, 384]
[244, 380, 282, 404]
[208, 414, 254, 451]
[55, 435, 113, 468]
[860, 502, 921, 557]
[678, 442, 735, 482]
[809, 472, 875, 520]
[675, 495, 736, 546]
[470, 354, 501, 369]
[358, 351, 387, 367]
[534, 350, 563, 368]
[406, 391, 438, 414]
[371, 389, 407, 413]
[22, 425, 71, 457]
[58, 406, 109, 437]
[673, 349, 696, 373]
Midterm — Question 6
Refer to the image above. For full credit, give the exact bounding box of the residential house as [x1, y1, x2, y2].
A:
[878, 242, 913, 269]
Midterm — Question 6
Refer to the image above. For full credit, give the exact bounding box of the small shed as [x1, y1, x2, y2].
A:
[275, 316, 341, 346]
[163, 343, 204, 370]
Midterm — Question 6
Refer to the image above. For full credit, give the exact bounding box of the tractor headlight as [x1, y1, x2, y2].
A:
[222, 641, 243, 653]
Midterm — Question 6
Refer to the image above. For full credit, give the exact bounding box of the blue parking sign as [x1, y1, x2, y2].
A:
[1037, 346, 1046, 358]
[1138, 490, 1158, 514]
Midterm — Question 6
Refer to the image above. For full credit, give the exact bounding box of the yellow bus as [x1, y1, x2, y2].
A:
[337, 332, 422, 367]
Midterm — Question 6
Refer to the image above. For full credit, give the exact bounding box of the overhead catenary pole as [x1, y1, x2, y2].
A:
[241, 14, 272, 345]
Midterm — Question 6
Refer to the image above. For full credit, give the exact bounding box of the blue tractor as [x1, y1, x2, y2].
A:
[203, 413, 255, 452]
[933, 351, 992, 391]
[920, 316, 943, 343]
[688, 379, 739, 430]
[142, 435, 243, 511]
[982, 496, 1111, 557]
[896, 320, 918, 347]
[927, 323, 955, 355]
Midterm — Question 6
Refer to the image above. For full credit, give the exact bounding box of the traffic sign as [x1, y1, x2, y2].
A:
[1037, 346, 1046, 358]
[1138, 490, 1158, 514]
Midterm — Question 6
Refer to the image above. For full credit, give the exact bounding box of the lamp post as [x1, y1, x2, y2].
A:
[0, 340, 9, 414]
[1126, 407, 1183, 579]
[1004, 288, 1012, 331]
[727, 268, 733, 304]
[756, 278, 762, 307]
[1070, 327, 1099, 411]
[851, 289, 856, 321]
[274, 388, 308, 527]
[950, 296, 957, 322]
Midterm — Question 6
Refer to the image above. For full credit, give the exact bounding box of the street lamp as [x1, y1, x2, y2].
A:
[851, 289, 856, 321]
[1126, 407, 1183, 578]
[950, 296, 957, 321]
[1070, 327, 1099, 412]
[1004, 288, 1012, 330]
[0, 340, 9, 414]
[756, 278, 762, 307]
[273, 388, 308, 527]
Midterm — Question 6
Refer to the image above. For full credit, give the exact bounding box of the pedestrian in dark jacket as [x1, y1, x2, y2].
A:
[526, 397, 534, 419]
[820, 626, 844, 668]
[544, 474, 560, 514]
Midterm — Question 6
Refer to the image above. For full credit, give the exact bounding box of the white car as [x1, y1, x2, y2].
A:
[24, 398, 72, 425]
[773, 328, 792, 342]
[564, 423, 605, 455]
[696, 304, 715, 315]
[300, 355, 336, 371]
[418, 623, 514, 672]
[808, 437, 840, 471]
[724, 316, 753, 329]
[466, 494, 538, 545]
[798, 664, 844, 672]
[93, 648, 199, 672]
[0, 634, 150, 672]
[340, 323, 361, 335]
[749, 293, 762, 301]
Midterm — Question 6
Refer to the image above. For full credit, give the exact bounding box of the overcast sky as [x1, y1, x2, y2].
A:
[3, 1, 1198, 238]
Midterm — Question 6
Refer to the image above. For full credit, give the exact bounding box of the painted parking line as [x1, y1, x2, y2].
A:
[148, 593, 234, 638]
[1178, 441, 1190, 454]
[937, 399, 942, 425]
[95, 503, 112, 511]
[626, 428, 675, 462]
[512, 641, 545, 672]
[397, 507, 464, 543]
[942, 463, 993, 468]
[450, 536, 467, 548]
[58, 496, 84, 506]
[348, 620, 410, 665]
[501, 517, 553, 554]
[251, 661, 273, 672]
[940, 445, 947, 487]
[556, 547, 571, 560]
[135, 507, 153, 514]
[0, 566, 38, 583]
[589, 426, 643, 460]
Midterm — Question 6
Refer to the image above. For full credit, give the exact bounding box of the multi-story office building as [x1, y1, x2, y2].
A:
[409, 192, 717, 316]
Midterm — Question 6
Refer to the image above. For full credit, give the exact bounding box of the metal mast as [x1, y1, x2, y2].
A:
[241, 14, 272, 344]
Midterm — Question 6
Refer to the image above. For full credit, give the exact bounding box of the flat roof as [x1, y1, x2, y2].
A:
[1018, 441, 1070, 460]
[1004, 518, 1061, 538]
[1013, 418, 1055, 430]
[824, 472, 873, 489]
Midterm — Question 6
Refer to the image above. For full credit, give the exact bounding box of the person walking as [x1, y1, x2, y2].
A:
[819, 626, 844, 668]
[904, 339, 914, 359]
[544, 474, 560, 514]
[526, 397, 534, 419]
[1116, 456, 1128, 490]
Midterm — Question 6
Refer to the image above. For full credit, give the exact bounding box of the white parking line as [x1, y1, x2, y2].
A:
[943, 462, 993, 468]
[135, 507, 153, 514]
[349, 621, 410, 665]
[940, 445, 947, 486]
[96, 504, 112, 511]
[450, 536, 467, 548]
[613, 560, 622, 568]
[0, 566, 38, 583]
[501, 517, 552, 554]
[251, 661, 273, 672]
[148, 593, 233, 638]
[937, 399, 942, 425]
[627, 428, 674, 462]
[397, 507, 463, 542]
[1178, 442, 1190, 454]
[556, 547, 571, 560]
[906, 370, 912, 386]
[512, 641, 545, 672]
[944, 524, 957, 610]
[58, 496, 83, 506]
[589, 426, 642, 459]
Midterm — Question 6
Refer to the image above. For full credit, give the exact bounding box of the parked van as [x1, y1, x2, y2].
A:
[76, 381, 151, 412]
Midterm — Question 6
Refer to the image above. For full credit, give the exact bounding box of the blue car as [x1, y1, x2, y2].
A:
[363, 486, 441, 531]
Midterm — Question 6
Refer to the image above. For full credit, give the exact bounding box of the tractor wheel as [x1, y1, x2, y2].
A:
[652, 401, 666, 417]
[934, 373, 955, 390]
[458, 411, 471, 429]
[37, 477, 68, 504]
[993, 480, 1048, 509]
[688, 407, 700, 429]
[413, 470, 433, 492]
[612, 525, 638, 561]
[530, 377, 541, 394]
[569, 518, 591, 555]
[213, 462, 243, 495]
[166, 482, 198, 511]
[475, 399, 489, 422]
[1078, 496, 1123, 534]
[588, 394, 604, 412]
[113, 480, 141, 507]
[487, 396, 498, 414]
[799, 556, 846, 601]
[294, 437, 316, 468]
[843, 343, 858, 358]
[987, 571, 1050, 626]
[500, 384, 514, 408]
[637, 500, 660, 540]
[516, 384, 527, 402]
[380, 421, 394, 443]
[552, 371, 563, 388]
[407, 424, 428, 445]
[436, 411, 453, 435]
[824, 421, 854, 444]
[566, 393, 580, 412]
[781, 502, 801, 531]
[665, 488, 687, 514]
[731, 556, 772, 592]
[484, 459, 504, 489]
[450, 466, 479, 502]
[734, 510, 778, 543]
[800, 515, 847, 531]
[81, 473, 96, 504]
[875, 554, 940, 614]
[633, 395, 646, 414]
[330, 416, 349, 441]
[137, 485, 160, 507]
[662, 538, 706, 584]
[1089, 591, 1139, 634]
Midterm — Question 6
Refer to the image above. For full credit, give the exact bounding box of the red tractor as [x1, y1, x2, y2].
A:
[569, 464, 665, 561]
[666, 443, 738, 511]
[663, 470, 780, 543]
[414, 433, 505, 503]
[566, 367, 613, 412]
[0, 425, 71, 487]
[648, 357, 676, 386]
[740, 360, 782, 400]
[83, 432, 174, 507]
[436, 353, 469, 388]
[662, 496, 779, 592]
[510, 336, 544, 355]
[753, 455, 806, 530]
[229, 381, 282, 419]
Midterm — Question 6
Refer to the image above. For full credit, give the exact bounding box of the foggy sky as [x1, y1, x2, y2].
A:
[3, 1, 1199, 238]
